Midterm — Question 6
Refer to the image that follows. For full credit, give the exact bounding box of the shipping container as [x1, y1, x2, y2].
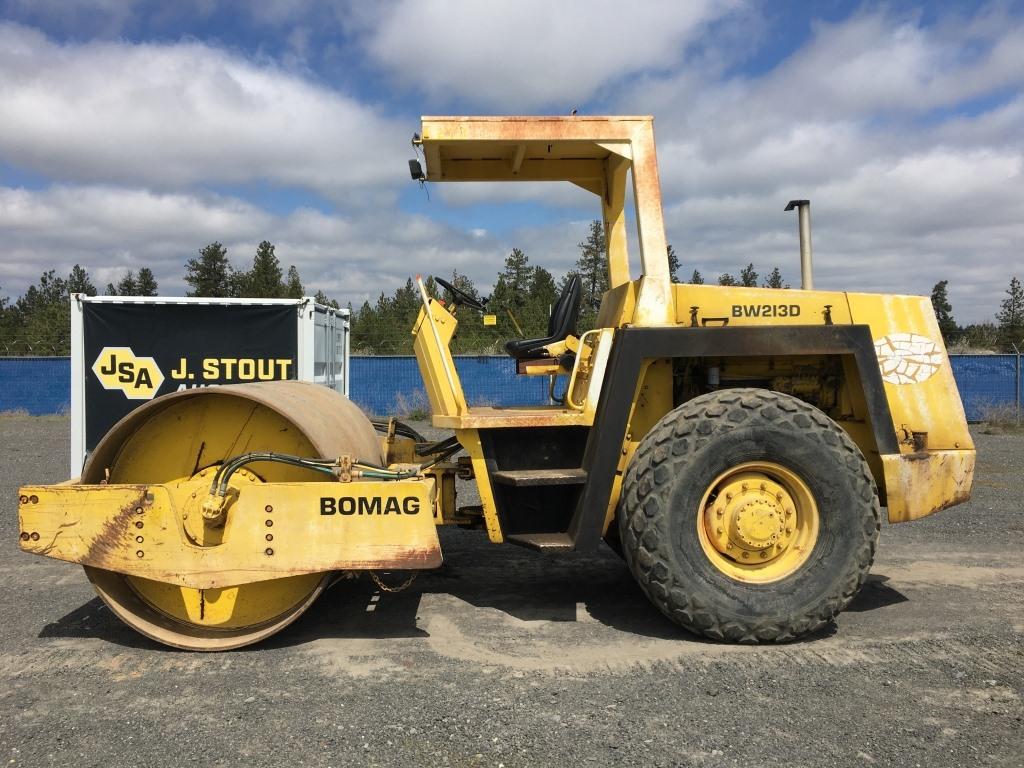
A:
[70, 295, 349, 476]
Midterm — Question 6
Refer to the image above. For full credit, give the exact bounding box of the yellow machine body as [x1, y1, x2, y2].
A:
[18, 480, 440, 590]
[17, 116, 975, 649]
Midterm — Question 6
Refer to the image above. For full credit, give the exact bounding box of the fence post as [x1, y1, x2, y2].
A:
[1014, 343, 1022, 426]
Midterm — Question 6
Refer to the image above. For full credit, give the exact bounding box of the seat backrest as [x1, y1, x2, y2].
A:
[548, 275, 582, 338]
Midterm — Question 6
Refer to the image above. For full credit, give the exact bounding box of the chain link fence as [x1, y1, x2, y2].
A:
[1, 353, 1020, 423]
[949, 352, 1022, 424]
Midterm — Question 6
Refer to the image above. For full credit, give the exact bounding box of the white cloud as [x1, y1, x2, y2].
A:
[0, 183, 553, 308]
[362, 0, 741, 110]
[1, 5, 1022, 327]
[618, 8, 1024, 322]
[0, 23, 407, 203]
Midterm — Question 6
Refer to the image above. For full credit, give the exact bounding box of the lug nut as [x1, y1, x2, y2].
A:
[759, 482, 766, 491]
[716, 507, 724, 517]
[776, 491, 783, 501]
[760, 551, 768, 559]
[741, 483, 748, 491]
[726, 493, 733, 501]
[716, 527, 724, 535]
[786, 527, 793, 534]
[741, 551, 749, 559]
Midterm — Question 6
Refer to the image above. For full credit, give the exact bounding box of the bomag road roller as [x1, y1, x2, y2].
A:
[18, 116, 975, 650]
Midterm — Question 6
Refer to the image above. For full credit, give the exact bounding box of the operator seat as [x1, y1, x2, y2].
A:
[505, 275, 582, 360]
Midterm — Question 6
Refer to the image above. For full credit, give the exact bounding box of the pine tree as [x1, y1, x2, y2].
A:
[349, 299, 377, 353]
[489, 249, 531, 309]
[930, 280, 957, 341]
[667, 244, 680, 282]
[996, 276, 1024, 350]
[67, 264, 97, 296]
[524, 265, 558, 337]
[718, 273, 737, 286]
[185, 242, 233, 297]
[117, 271, 139, 295]
[764, 267, 787, 289]
[489, 248, 534, 338]
[136, 268, 158, 296]
[15, 271, 70, 353]
[739, 263, 758, 287]
[246, 241, 284, 298]
[284, 266, 304, 299]
[576, 220, 608, 311]
[313, 289, 340, 309]
[690, 270, 705, 285]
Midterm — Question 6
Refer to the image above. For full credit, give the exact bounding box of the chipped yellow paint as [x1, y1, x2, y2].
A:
[18, 479, 441, 590]
[454, 429, 504, 543]
[882, 450, 976, 523]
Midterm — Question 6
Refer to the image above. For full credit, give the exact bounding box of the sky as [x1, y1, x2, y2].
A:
[0, 0, 1021, 323]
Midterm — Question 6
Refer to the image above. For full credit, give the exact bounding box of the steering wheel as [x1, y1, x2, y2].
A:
[434, 276, 486, 311]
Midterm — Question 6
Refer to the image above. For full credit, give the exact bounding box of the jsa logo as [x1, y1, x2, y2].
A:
[92, 347, 165, 400]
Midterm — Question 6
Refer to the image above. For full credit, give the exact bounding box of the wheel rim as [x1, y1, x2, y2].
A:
[696, 461, 819, 583]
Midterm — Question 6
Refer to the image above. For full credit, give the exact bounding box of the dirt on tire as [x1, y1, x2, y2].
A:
[618, 388, 880, 643]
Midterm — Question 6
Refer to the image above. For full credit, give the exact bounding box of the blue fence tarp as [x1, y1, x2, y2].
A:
[0, 357, 72, 415]
[349, 356, 554, 415]
[949, 354, 1020, 422]
[1, 354, 1019, 422]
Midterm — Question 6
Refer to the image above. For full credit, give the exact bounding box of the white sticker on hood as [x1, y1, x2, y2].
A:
[874, 333, 943, 385]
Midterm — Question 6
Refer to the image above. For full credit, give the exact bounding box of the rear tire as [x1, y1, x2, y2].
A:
[618, 388, 879, 643]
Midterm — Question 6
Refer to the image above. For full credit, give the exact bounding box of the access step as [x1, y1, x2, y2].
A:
[489, 468, 587, 487]
[505, 533, 574, 552]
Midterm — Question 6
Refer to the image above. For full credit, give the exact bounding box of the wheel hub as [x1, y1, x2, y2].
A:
[704, 472, 796, 563]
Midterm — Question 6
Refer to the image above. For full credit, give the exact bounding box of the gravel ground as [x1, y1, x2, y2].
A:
[0, 415, 1021, 768]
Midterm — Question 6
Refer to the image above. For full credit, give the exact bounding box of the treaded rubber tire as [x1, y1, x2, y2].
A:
[618, 388, 880, 643]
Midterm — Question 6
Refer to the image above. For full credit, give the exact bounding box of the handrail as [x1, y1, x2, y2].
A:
[565, 329, 602, 410]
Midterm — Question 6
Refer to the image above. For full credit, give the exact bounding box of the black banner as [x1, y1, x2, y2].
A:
[83, 303, 297, 450]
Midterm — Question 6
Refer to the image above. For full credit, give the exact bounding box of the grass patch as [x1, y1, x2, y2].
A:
[392, 390, 432, 421]
[978, 403, 1023, 434]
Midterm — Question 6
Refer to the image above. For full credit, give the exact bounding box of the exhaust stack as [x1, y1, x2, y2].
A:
[785, 199, 813, 290]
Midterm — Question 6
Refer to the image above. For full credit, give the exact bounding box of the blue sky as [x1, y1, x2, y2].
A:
[0, 0, 1021, 322]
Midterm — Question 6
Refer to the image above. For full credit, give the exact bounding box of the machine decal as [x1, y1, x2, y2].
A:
[873, 332, 943, 385]
[320, 497, 421, 515]
[91, 346, 165, 400]
[731, 304, 801, 318]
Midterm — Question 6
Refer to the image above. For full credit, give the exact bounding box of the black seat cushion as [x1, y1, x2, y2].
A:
[505, 275, 582, 360]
